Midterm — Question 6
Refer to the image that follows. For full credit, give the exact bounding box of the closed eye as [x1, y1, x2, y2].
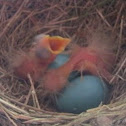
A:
[35, 48, 50, 59]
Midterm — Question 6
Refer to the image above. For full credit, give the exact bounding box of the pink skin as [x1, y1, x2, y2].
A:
[13, 36, 71, 82]
[13, 50, 56, 82]
[43, 46, 115, 93]
[43, 58, 76, 93]
[71, 47, 114, 79]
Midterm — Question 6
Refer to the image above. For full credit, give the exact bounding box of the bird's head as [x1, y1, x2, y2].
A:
[33, 34, 71, 60]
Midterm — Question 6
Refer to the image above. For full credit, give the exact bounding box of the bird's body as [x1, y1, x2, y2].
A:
[13, 51, 56, 81]
[12, 35, 71, 81]
[71, 46, 115, 80]
[43, 31, 115, 93]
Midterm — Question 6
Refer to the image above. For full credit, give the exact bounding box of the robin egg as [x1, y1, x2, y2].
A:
[55, 75, 109, 114]
[49, 53, 70, 69]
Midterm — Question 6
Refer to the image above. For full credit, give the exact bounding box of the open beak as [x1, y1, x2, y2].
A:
[42, 35, 71, 54]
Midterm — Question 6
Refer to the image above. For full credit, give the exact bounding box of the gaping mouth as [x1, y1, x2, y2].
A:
[43, 35, 71, 54]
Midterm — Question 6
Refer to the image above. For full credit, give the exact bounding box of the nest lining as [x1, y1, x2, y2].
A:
[0, 0, 126, 126]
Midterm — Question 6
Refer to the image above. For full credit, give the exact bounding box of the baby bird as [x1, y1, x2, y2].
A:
[12, 35, 71, 81]
[42, 31, 115, 93]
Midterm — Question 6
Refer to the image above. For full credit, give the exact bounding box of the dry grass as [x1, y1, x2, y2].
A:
[0, 0, 126, 125]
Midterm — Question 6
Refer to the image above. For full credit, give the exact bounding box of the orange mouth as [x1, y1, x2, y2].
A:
[42, 35, 71, 54]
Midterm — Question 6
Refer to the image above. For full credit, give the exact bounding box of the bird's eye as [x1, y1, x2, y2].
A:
[35, 48, 50, 59]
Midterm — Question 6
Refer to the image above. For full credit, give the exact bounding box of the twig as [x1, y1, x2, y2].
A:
[0, 104, 18, 126]
[110, 57, 126, 83]
[96, 9, 112, 28]
[116, 15, 124, 61]
[22, 86, 32, 109]
[27, 74, 40, 109]
[9, 11, 35, 39]
[0, 98, 28, 114]
[0, 92, 53, 114]
[48, 17, 78, 25]
[0, 0, 29, 38]
[112, 4, 124, 32]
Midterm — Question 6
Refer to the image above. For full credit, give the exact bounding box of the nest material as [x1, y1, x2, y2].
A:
[0, 0, 126, 126]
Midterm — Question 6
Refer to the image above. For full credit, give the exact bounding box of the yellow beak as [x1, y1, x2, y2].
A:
[42, 35, 71, 54]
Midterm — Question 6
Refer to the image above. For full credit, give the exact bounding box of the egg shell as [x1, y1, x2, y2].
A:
[56, 75, 109, 114]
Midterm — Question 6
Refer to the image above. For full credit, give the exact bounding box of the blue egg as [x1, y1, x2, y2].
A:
[49, 54, 70, 69]
[48, 53, 80, 81]
[56, 75, 109, 114]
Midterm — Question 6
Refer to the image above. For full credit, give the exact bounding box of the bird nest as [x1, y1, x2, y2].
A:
[0, 0, 126, 126]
